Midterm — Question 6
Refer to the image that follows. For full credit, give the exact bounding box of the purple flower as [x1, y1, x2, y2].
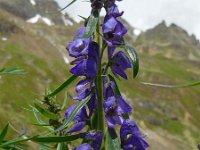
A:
[67, 27, 91, 58]
[110, 51, 132, 79]
[105, 4, 123, 20]
[70, 41, 99, 77]
[103, 81, 132, 127]
[80, 131, 102, 150]
[103, 17, 127, 46]
[120, 120, 149, 150]
[75, 143, 92, 150]
[65, 104, 88, 133]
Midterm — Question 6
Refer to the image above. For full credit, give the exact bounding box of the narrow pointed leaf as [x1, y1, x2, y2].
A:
[47, 75, 77, 97]
[60, 0, 78, 11]
[0, 68, 26, 75]
[106, 128, 121, 150]
[0, 137, 35, 148]
[0, 124, 9, 144]
[32, 107, 54, 131]
[120, 45, 139, 78]
[31, 134, 81, 143]
[82, 14, 98, 38]
[55, 94, 91, 132]
[141, 80, 200, 88]
[34, 103, 58, 120]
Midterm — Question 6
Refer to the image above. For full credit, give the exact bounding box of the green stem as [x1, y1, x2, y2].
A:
[95, 20, 107, 149]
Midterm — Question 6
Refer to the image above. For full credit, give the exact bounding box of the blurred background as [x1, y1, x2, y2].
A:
[0, 0, 200, 149]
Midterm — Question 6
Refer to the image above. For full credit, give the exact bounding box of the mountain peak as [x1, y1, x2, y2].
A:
[0, 0, 75, 26]
[135, 21, 200, 60]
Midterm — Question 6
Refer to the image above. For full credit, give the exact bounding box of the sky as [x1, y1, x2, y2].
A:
[56, 0, 200, 40]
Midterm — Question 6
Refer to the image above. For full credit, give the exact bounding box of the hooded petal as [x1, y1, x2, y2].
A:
[70, 59, 86, 76]
[73, 88, 90, 100]
[76, 78, 90, 92]
[81, 131, 102, 150]
[65, 105, 87, 122]
[123, 135, 149, 150]
[120, 119, 143, 142]
[105, 115, 124, 128]
[67, 121, 86, 133]
[117, 96, 132, 114]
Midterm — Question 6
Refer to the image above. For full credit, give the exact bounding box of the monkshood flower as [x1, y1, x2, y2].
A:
[102, 16, 127, 46]
[110, 51, 132, 79]
[120, 120, 149, 150]
[67, 27, 91, 58]
[105, 4, 123, 21]
[103, 81, 132, 127]
[76, 131, 102, 150]
[70, 41, 99, 77]
[65, 104, 88, 133]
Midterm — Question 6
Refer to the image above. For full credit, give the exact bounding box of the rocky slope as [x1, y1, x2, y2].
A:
[0, 1, 200, 150]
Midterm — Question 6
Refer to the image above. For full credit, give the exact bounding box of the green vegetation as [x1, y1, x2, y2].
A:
[0, 1, 200, 149]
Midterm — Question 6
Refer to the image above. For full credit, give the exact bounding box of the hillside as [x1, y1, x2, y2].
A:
[0, 1, 200, 150]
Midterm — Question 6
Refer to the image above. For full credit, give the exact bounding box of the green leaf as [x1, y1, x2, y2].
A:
[59, 0, 78, 11]
[34, 103, 58, 120]
[82, 14, 98, 38]
[61, 93, 68, 110]
[0, 124, 9, 144]
[32, 106, 54, 132]
[0, 137, 34, 148]
[31, 134, 81, 143]
[120, 45, 139, 78]
[141, 80, 200, 88]
[0, 68, 26, 75]
[108, 74, 121, 96]
[55, 94, 92, 132]
[57, 143, 66, 150]
[106, 128, 121, 150]
[47, 75, 77, 97]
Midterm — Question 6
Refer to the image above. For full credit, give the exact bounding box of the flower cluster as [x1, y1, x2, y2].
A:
[64, 0, 149, 149]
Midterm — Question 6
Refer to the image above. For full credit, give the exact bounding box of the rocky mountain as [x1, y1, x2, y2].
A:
[0, 0, 75, 26]
[0, 1, 200, 150]
[135, 21, 200, 60]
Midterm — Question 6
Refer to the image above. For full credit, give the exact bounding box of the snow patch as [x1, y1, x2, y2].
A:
[61, 15, 73, 26]
[1, 37, 7, 41]
[26, 14, 54, 26]
[133, 29, 141, 36]
[29, 0, 36, 6]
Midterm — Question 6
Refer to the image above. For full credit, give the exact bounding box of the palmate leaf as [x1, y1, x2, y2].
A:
[0, 68, 26, 75]
[106, 128, 121, 150]
[34, 103, 58, 120]
[0, 124, 9, 144]
[120, 45, 139, 78]
[55, 94, 92, 132]
[82, 13, 99, 38]
[142, 80, 200, 88]
[47, 75, 77, 97]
